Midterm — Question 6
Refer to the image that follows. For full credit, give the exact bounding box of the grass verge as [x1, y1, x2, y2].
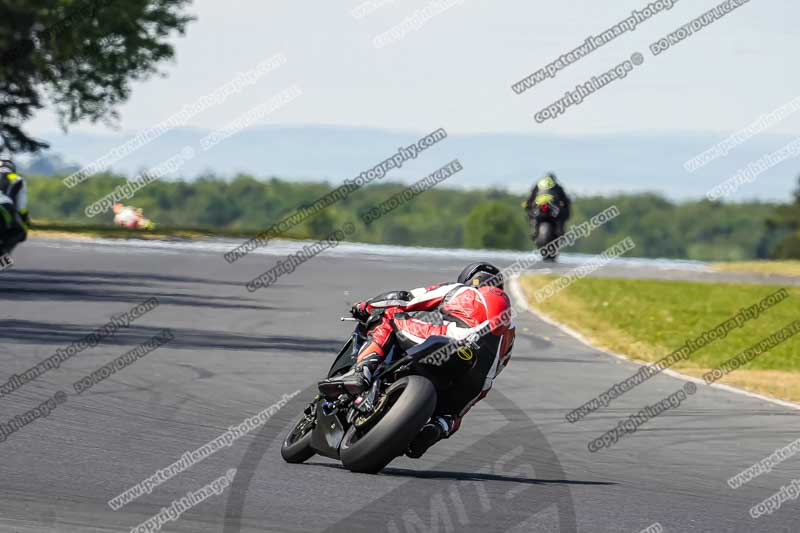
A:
[519, 274, 800, 403]
[713, 260, 800, 278]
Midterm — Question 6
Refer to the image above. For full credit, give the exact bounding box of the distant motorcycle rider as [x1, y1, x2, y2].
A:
[112, 203, 154, 230]
[524, 172, 571, 240]
[0, 159, 30, 255]
[319, 262, 516, 458]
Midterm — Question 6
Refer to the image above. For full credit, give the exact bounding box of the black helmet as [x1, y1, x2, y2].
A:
[0, 160, 15, 174]
[457, 262, 504, 290]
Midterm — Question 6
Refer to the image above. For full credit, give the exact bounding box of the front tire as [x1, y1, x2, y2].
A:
[340, 376, 436, 474]
[281, 414, 316, 464]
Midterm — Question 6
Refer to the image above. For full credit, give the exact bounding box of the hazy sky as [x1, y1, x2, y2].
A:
[27, 0, 800, 138]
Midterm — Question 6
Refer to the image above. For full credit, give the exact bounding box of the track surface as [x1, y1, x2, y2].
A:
[1, 238, 799, 533]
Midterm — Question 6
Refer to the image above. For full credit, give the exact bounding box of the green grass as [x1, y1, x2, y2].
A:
[520, 275, 800, 401]
[713, 261, 800, 278]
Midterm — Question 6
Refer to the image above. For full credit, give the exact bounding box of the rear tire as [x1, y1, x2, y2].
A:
[281, 414, 316, 464]
[340, 376, 436, 474]
[536, 221, 557, 260]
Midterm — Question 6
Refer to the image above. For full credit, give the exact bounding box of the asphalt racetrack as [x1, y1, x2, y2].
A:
[1, 237, 799, 532]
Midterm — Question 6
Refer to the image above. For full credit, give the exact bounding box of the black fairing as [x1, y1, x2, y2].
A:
[310, 403, 346, 459]
[413, 335, 483, 388]
[405, 335, 451, 358]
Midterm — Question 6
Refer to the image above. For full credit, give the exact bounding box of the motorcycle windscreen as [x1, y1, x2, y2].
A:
[327, 337, 357, 378]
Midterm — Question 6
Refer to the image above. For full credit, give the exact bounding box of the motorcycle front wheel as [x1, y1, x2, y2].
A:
[340, 375, 436, 474]
[281, 413, 316, 464]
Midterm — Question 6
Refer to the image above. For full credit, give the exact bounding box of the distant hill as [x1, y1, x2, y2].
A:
[33, 125, 799, 201]
[19, 152, 80, 176]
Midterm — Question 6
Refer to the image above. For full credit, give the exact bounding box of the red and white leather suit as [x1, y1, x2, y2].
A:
[355, 281, 516, 434]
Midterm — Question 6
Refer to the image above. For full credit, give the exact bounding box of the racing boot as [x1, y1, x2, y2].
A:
[406, 416, 453, 458]
[317, 343, 383, 398]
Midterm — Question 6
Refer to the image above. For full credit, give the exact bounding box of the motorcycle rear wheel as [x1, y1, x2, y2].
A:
[536, 221, 558, 260]
[340, 375, 436, 474]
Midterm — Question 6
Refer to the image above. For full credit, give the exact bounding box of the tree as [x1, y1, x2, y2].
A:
[0, 0, 194, 153]
[773, 230, 800, 259]
[463, 201, 528, 250]
[767, 175, 800, 259]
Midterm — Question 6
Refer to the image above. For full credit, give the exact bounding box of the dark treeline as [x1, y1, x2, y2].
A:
[27, 173, 800, 261]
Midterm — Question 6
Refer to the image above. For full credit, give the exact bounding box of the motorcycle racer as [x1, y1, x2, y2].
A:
[319, 262, 516, 458]
[523, 172, 571, 240]
[0, 159, 30, 255]
[112, 203, 155, 230]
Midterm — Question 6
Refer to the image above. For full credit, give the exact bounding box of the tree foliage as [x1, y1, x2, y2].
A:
[0, 0, 193, 153]
[766, 176, 800, 259]
[464, 201, 527, 250]
[23, 172, 790, 261]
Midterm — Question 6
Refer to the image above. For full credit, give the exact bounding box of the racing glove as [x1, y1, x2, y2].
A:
[350, 301, 371, 321]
